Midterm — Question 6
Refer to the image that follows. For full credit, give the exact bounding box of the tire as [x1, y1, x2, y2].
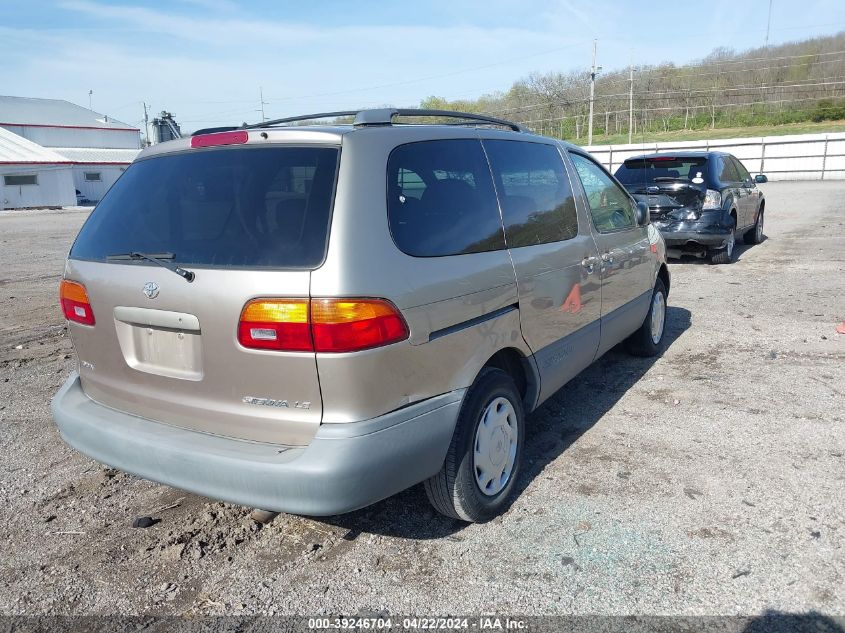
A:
[709, 226, 736, 264]
[625, 277, 668, 357]
[743, 208, 764, 245]
[424, 368, 525, 523]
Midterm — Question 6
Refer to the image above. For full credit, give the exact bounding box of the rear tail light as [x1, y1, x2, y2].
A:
[237, 298, 409, 353]
[238, 299, 311, 351]
[311, 299, 409, 353]
[60, 280, 95, 325]
[702, 189, 722, 210]
[668, 209, 701, 221]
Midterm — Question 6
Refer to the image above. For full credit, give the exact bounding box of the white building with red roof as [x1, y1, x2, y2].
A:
[0, 96, 141, 209]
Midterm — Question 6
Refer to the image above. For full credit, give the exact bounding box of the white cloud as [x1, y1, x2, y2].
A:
[7, 1, 578, 130]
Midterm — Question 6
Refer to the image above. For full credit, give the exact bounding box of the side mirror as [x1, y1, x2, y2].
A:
[635, 201, 650, 226]
[755, 174, 768, 183]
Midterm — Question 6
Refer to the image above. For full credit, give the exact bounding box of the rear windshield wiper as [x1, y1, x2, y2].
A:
[106, 252, 195, 282]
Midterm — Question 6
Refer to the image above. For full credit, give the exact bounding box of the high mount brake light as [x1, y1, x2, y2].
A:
[237, 298, 409, 353]
[190, 130, 249, 148]
[60, 280, 95, 325]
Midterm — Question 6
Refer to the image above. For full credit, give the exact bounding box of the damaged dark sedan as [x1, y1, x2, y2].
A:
[614, 152, 765, 264]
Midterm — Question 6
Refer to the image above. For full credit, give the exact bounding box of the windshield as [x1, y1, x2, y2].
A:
[70, 146, 339, 269]
[615, 157, 708, 186]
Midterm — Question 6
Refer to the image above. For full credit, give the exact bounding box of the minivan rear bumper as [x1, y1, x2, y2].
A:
[52, 373, 464, 516]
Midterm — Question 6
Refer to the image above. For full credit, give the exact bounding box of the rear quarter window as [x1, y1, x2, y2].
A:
[70, 146, 339, 269]
[387, 139, 505, 257]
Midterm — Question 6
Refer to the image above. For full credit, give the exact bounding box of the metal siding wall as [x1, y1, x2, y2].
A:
[72, 165, 126, 202]
[584, 131, 845, 181]
[1, 165, 75, 209]
[0, 125, 140, 149]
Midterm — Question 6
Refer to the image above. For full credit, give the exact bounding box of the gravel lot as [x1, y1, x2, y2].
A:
[0, 182, 843, 619]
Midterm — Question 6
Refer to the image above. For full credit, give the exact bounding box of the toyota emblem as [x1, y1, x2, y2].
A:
[142, 281, 160, 299]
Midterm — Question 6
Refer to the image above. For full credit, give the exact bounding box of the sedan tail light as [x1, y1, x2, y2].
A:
[238, 298, 408, 353]
[60, 280, 95, 325]
[702, 189, 722, 210]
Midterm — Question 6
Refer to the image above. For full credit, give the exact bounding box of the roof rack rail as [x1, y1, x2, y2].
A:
[241, 108, 526, 132]
[242, 111, 358, 130]
[376, 109, 526, 132]
[192, 125, 241, 135]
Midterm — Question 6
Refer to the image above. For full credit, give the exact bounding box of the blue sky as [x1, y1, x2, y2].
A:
[2, 0, 844, 133]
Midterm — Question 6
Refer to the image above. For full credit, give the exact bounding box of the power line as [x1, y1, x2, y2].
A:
[477, 77, 845, 117]
[514, 95, 843, 125]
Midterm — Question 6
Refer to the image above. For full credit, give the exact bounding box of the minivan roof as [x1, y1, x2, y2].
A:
[138, 108, 584, 161]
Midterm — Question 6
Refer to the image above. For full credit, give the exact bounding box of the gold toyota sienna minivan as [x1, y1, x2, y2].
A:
[52, 109, 670, 522]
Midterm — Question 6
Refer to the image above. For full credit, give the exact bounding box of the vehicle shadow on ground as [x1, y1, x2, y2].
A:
[321, 305, 692, 540]
[741, 610, 845, 633]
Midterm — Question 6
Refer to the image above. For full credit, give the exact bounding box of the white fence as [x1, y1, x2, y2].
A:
[583, 131, 845, 181]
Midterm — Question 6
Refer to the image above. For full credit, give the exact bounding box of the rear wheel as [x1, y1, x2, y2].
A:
[424, 368, 525, 522]
[709, 227, 735, 264]
[625, 278, 667, 357]
[744, 208, 764, 245]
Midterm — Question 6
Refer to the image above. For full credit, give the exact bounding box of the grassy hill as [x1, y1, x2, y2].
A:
[416, 32, 845, 143]
[581, 119, 845, 147]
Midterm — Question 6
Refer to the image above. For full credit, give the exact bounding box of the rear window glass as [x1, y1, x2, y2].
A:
[70, 146, 339, 268]
[615, 157, 708, 185]
[387, 139, 505, 257]
[483, 140, 578, 248]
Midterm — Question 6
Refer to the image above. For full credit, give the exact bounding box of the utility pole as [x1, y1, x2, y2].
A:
[142, 102, 150, 146]
[259, 86, 268, 122]
[764, 0, 773, 48]
[628, 61, 634, 144]
[587, 39, 600, 146]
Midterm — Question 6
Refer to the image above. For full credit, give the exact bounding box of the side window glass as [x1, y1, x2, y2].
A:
[719, 156, 740, 183]
[732, 157, 751, 183]
[483, 140, 578, 248]
[387, 139, 505, 257]
[569, 152, 636, 233]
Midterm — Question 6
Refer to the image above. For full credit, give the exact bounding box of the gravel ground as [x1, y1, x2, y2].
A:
[0, 183, 843, 618]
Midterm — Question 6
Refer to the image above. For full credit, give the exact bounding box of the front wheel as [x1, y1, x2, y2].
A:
[744, 208, 764, 245]
[424, 368, 525, 522]
[625, 278, 668, 357]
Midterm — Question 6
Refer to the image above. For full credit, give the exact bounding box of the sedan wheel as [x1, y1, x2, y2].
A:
[710, 229, 735, 264]
[745, 209, 765, 245]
